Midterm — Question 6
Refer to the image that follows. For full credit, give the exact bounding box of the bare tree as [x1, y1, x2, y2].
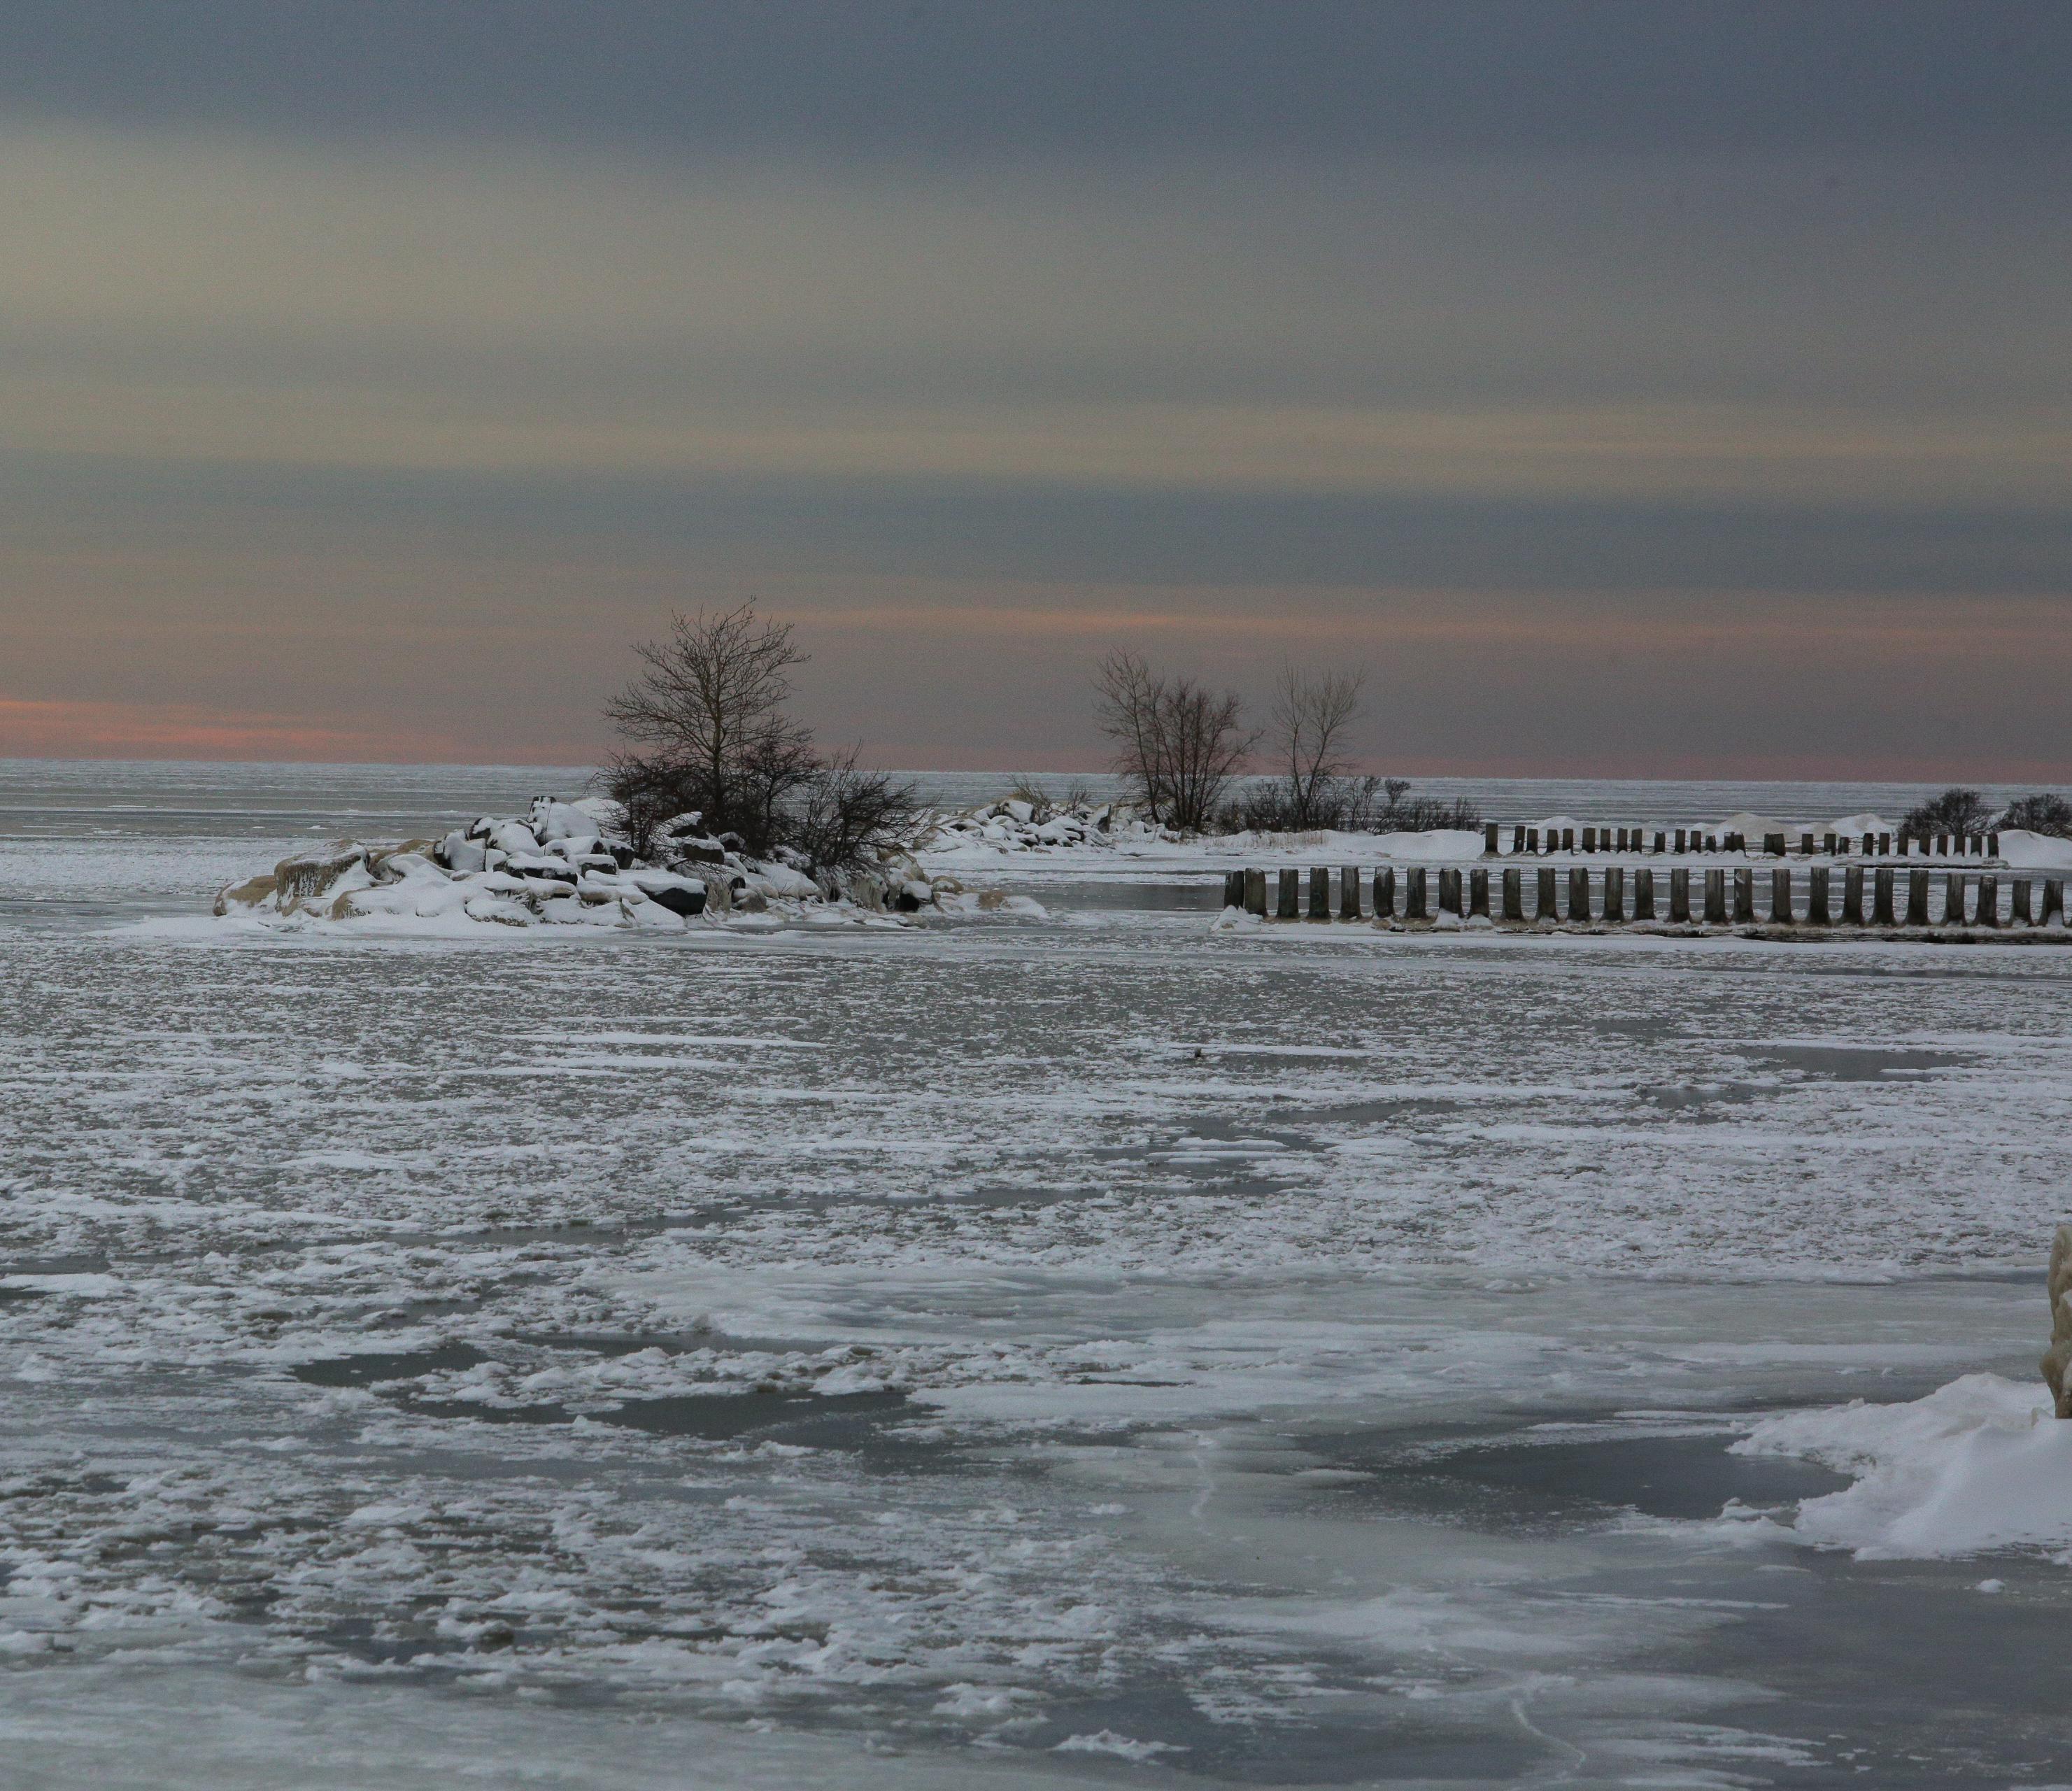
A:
[786, 746, 919, 883]
[1093, 649, 1253, 832]
[1268, 664, 1365, 829]
[1901, 786, 1995, 841]
[603, 603, 816, 851]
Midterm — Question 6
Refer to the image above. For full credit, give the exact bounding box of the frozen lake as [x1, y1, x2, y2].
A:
[3, 761, 2071, 1786]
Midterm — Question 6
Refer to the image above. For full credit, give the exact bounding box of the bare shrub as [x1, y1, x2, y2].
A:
[1093, 649, 1255, 833]
[1998, 792, 2072, 837]
[1901, 787, 1994, 840]
[786, 747, 919, 882]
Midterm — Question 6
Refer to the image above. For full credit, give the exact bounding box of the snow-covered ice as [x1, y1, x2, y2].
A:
[4, 765, 2072, 1785]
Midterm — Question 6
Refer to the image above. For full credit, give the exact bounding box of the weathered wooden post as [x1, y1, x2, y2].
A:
[1309, 866, 1331, 919]
[1822, 831, 1837, 856]
[1880, 833, 1892, 855]
[1842, 865, 1866, 925]
[1375, 867, 1396, 921]
[1733, 867, 1755, 923]
[1582, 826, 1597, 853]
[2013, 878, 2034, 926]
[1872, 866, 1896, 926]
[1244, 868, 1267, 915]
[1989, 832, 2001, 858]
[1484, 822, 1500, 855]
[1604, 865, 1626, 921]
[1906, 868, 1931, 926]
[1277, 868, 1300, 919]
[2043, 878, 2067, 926]
[1971, 834, 1985, 857]
[1568, 865, 1591, 922]
[1469, 867, 1491, 919]
[1936, 833, 1950, 857]
[1669, 867, 1691, 923]
[1340, 866, 1363, 920]
[1943, 871, 1966, 926]
[1771, 867, 1795, 923]
[1765, 831, 1786, 856]
[1704, 868, 1726, 924]
[1976, 874, 2001, 928]
[1405, 866, 1429, 920]
[1898, 833, 1911, 857]
[1512, 824, 1527, 854]
[1536, 866, 1558, 924]
[1798, 832, 1814, 857]
[1807, 867, 1832, 926]
[1561, 828, 1575, 851]
[1501, 867, 1524, 922]
[1438, 867, 1463, 917]
[1222, 870, 1243, 908]
[1674, 828, 1688, 853]
[1526, 827, 1540, 854]
[1652, 830, 1667, 853]
[1634, 866, 1655, 919]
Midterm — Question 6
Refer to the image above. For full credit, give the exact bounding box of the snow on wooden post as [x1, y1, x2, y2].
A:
[1906, 868, 1931, 926]
[1653, 830, 1667, 853]
[1501, 867, 1524, 921]
[1277, 868, 1300, 919]
[1807, 868, 1832, 926]
[1470, 867, 1491, 919]
[1484, 822, 1500, 855]
[1375, 867, 1396, 920]
[1568, 866, 1591, 922]
[1976, 874, 2001, 928]
[1943, 872, 1966, 926]
[1764, 832, 1786, 856]
[1634, 866, 1656, 920]
[1603, 865, 1626, 921]
[1668, 868, 1691, 923]
[2043, 879, 2067, 926]
[1405, 867, 1429, 921]
[1733, 868, 1755, 923]
[1536, 866, 1558, 924]
[2013, 878, 2034, 926]
[1771, 868, 1795, 923]
[1842, 865, 1866, 925]
[1703, 869, 1726, 925]
[1308, 867, 1331, 919]
[1438, 868, 1462, 917]
[1872, 866, 1897, 926]
[1244, 868, 1268, 915]
[1340, 867, 1363, 920]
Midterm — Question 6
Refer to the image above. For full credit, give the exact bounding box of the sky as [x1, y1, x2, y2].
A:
[1, 0, 2068, 777]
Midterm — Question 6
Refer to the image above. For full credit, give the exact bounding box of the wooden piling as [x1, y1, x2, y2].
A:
[1976, 874, 2001, 928]
[1405, 867, 1428, 921]
[1842, 865, 1865, 925]
[1634, 867, 1655, 920]
[1652, 830, 1667, 854]
[1765, 832, 1787, 856]
[1340, 867, 1363, 920]
[2013, 878, 2034, 926]
[1704, 868, 1726, 924]
[1906, 868, 1931, 926]
[1989, 832, 2001, 858]
[1501, 867, 1524, 922]
[1484, 822, 1500, 855]
[1561, 828, 1575, 851]
[1512, 824, 1527, 854]
[1669, 868, 1691, 923]
[1309, 866, 1331, 919]
[1223, 870, 1244, 909]
[1568, 866, 1591, 922]
[1375, 867, 1396, 921]
[1604, 865, 1626, 921]
[1244, 868, 1268, 916]
[1536, 866, 1558, 924]
[2043, 878, 2067, 926]
[1469, 867, 1491, 919]
[1734, 867, 1755, 923]
[1771, 867, 1795, 923]
[1526, 827, 1540, 854]
[1872, 867, 1896, 926]
[1675, 829, 1688, 853]
[1277, 868, 1300, 919]
[1943, 872, 1966, 926]
[1808, 867, 1832, 926]
[1582, 826, 1597, 853]
[1438, 868, 1462, 917]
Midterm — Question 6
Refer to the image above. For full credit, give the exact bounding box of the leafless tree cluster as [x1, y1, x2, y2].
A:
[1093, 650, 1256, 833]
[601, 602, 914, 876]
[1267, 664, 1365, 829]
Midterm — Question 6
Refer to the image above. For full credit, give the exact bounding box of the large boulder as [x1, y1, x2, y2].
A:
[274, 844, 367, 902]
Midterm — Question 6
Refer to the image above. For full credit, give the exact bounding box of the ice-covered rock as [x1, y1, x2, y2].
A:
[2041, 1224, 2072, 1420]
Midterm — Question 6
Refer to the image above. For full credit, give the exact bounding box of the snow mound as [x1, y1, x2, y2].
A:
[1831, 812, 1890, 836]
[1998, 829, 2072, 870]
[1735, 1373, 2072, 1558]
[920, 798, 1163, 858]
[1716, 812, 1786, 841]
[1375, 828, 1486, 862]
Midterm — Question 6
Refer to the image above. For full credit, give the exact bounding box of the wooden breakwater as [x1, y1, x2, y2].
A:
[1223, 865, 2071, 933]
[1478, 822, 2004, 859]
